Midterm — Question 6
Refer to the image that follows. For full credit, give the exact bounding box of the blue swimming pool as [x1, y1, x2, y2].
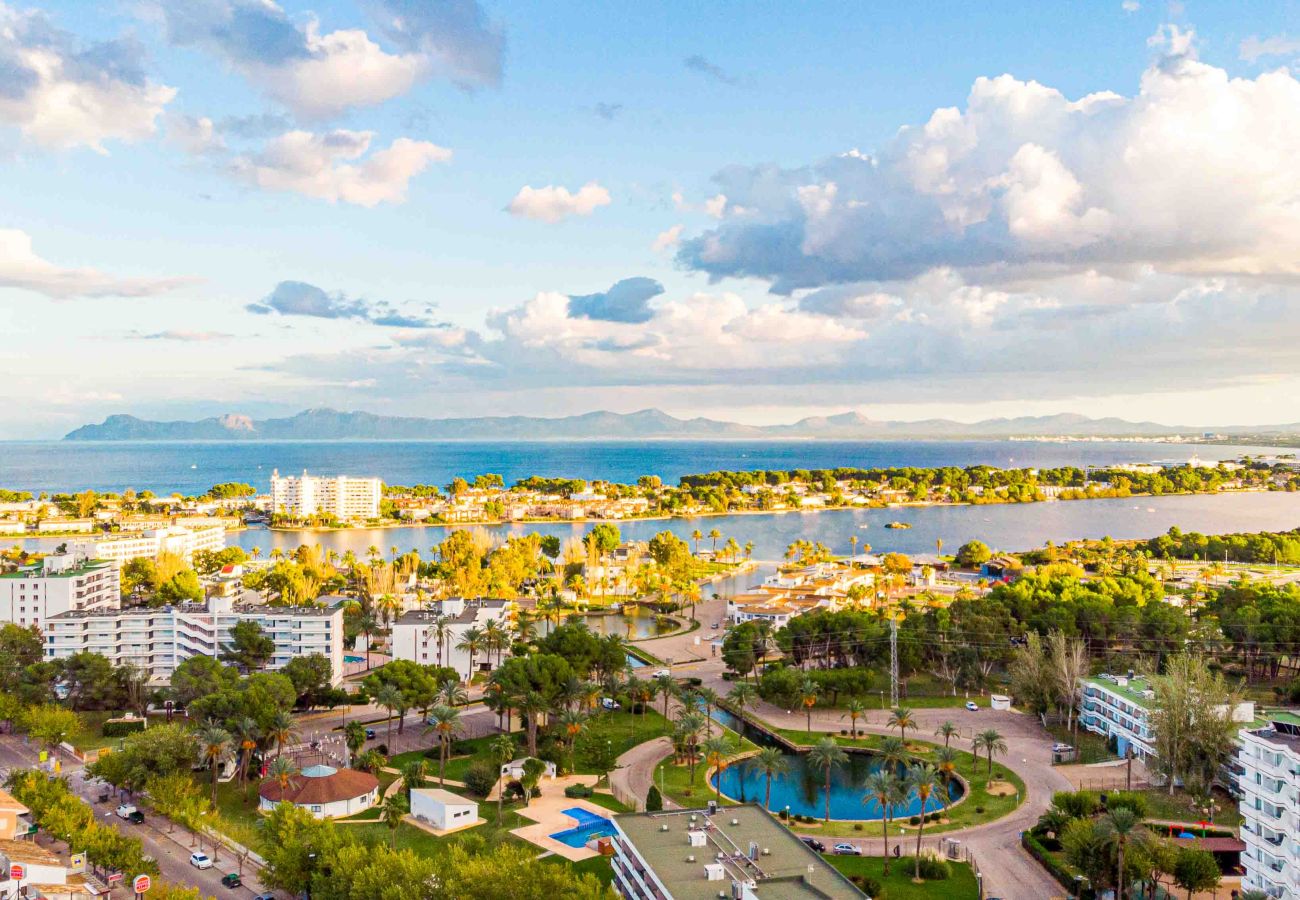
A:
[344, 654, 366, 664]
[548, 807, 615, 848]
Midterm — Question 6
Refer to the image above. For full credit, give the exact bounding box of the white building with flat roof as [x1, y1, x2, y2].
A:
[44, 595, 344, 684]
[270, 470, 381, 521]
[69, 525, 226, 564]
[0, 554, 119, 629]
[391, 599, 512, 680]
[1239, 712, 1300, 899]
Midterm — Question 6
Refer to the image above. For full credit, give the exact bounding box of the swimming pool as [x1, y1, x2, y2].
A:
[344, 654, 366, 664]
[548, 807, 615, 848]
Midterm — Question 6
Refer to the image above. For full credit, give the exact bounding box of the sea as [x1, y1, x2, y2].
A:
[4, 439, 1299, 559]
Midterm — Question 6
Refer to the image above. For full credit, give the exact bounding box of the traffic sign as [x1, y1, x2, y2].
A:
[132, 875, 151, 894]
[10, 864, 26, 880]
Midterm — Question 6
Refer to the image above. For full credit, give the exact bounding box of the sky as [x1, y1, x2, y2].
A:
[4, 0, 1300, 438]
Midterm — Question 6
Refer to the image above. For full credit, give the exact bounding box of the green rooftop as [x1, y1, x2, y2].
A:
[1083, 675, 1157, 709]
[613, 804, 864, 900]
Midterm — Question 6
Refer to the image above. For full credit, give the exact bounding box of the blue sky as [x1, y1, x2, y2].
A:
[4, 0, 1300, 437]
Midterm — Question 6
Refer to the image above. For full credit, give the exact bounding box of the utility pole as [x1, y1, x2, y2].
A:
[889, 616, 899, 708]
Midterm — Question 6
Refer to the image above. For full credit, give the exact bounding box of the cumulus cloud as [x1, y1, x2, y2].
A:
[0, 3, 175, 150]
[677, 27, 1300, 292]
[684, 54, 738, 86]
[568, 277, 664, 324]
[507, 181, 611, 222]
[1240, 34, 1300, 62]
[0, 228, 192, 299]
[246, 280, 443, 327]
[652, 224, 683, 252]
[229, 130, 451, 206]
[159, 0, 503, 120]
[167, 113, 225, 155]
[1122, 0, 1140, 11]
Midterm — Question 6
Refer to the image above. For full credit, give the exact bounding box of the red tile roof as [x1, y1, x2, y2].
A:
[259, 769, 378, 805]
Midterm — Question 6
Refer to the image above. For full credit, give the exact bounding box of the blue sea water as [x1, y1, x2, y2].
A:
[0, 439, 1270, 495]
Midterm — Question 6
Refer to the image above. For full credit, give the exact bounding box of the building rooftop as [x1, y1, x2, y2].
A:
[1083, 674, 1157, 709]
[0, 557, 113, 579]
[47, 601, 337, 621]
[411, 787, 474, 805]
[0, 837, 60, 864]
[396, 600, 510, 627]
[614, 804, 864, 900]
[258, 767, 378, 805]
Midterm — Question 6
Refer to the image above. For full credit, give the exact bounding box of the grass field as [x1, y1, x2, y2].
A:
[825, 855, 979, 899]
[1140, 788, 1243, 827]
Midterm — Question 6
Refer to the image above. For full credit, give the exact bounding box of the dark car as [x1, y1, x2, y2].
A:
[221, 874, 242, 888]
[251, 893, 275, 900]
[126, 811, 145, 825]
[365, 728, 376, 739]
[798, 836, 826, 853]
[97, 789, 111, 803]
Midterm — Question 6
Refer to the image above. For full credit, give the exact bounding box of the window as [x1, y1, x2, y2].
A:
[311, 805, 322, 813]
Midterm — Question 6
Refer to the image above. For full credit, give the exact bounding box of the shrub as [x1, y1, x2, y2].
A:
[1052, 790, 1100, 819]
[908, 815, 920, 825]
[376, 744, 389, 756]
[914, 855, 950, 880]
[1023, 831, 1095, 899]
[462, 760, 498, 798]
[778, 809, 788, 821]
[645, 785, 663, 812]
[852, 823, 863, 831]
[564, 784, 594, 799]
[504, 779, 526, 802]
[1102, 791, 1148, 818]
[102, 719, 146, 738]
[927, 812, 940, 822]
[857, 876, 882, 896]
[422, 748, 441, 761]
[975, 806, 985, 814]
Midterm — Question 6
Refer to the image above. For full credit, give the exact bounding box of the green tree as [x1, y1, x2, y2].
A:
[220, 621, 276, 672]
[840, 698, 867, 739]
[1099, 807, 1149, 900]
[381, 793, 409, 847]
[22, 704, 81, 751]
[1173, 847, 1220, 899]
[198, 725, 233, 804]
[863, 769, 900, 875]
[490, 733, 515, 825]
[806, 737, 848, 822]
[907, 764, 941, 880]
[753, 747, 788, 813]
[955, 540, 993, 567]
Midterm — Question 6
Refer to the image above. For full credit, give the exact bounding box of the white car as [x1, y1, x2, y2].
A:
[964, 701, 979, 712]
[832, 843, 862, 856]
[114, 804, 138, 820]
[653, 669, 671, 679]
[600, 697, 621, 711]
[189, 852, 213, 870]
[1052, 743, 1073, 753]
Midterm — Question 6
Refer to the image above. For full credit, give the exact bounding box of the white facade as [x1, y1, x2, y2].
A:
[410, 787, 478, 831]
[1239, 716, 1300, 899]
[0, 554, 119, 629]
[270, 470, 381, 520]
[391, 599, 513, 680]
[44, 595, 344, 684]
[69, 525, 226, 564]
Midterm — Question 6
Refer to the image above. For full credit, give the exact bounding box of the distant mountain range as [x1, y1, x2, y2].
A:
[59, 408, 1300, 441]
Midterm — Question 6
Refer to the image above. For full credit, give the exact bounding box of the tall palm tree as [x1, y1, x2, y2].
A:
[344, 720, 366, 758]
[691, 529, 703, 555]
[907, 764, 941, 880]
[933, 747, 958, 819]
[425, 704, 462, 786]
[675, 710, 708, 784]
[432, 615, 452, 668]
[744, 541, 754, 560]
[380, 793, 408, 847]
[935, 721, 959, 749]
[701, 735, 732, 802]
[482, 619, 508, 667]
[232, 717, 260, 800]
[807, 737, 849, 822]
[754, 747, 789, 812]
[978, 728, 1007, 775]
[864, 769, 900, 874]
[654, 672, 677, 721]
[557, 709, 586, 773]
[708, 528, 721, 555]
[1099, 806, 1147, 900]
[439, 680, 469, 708]
[877, 736, 907, 771]
[841, 699, 867, 739]
[457, 626, 485, 681]
[799, 678, 819, 736]
[266, 710, 297, 760]
[374, 684, 403, 748]
[266, 756, 297, 793]
[402, 759, 428, 794]
[696, 687, 721, 723]
[490, 733, 515, 825]
[887, 707, 916, 744]
[727, 682, 756, 723]
[198, 726, 233, 805]
[518, 691, 548, 757]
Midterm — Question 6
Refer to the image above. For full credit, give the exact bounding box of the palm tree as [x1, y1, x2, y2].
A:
[654, 672, 677, 721]
[490, 733, 515, 825]
[266, 710, 298, 760]
[727, 682, 756, 723]
[439, 680, 469, 707]
[864, 769, 900, 875]
[841, 699, 867, 739]
[198, 725, 233, 805]
[402, 759, 428, 794]
[482, 619, 508, 667]
[518, 691, 549, 757]
[344, 720, 366, 758]
[557, 709, 587, 773]
[266, 756, 297, 793]
[799, 677, 819, 736]
[696, 686, 721, 723]
[457, 626, 485, 681]
[877, 736, 907, 771]
[432, 615, 452, 668]
[935, 721, 958, 749]
[807, 737, 848, 822]
[754, 747, 789, 812]
[425, 704, 462, 786]
[708, 528, 721, 555]
[887, 707, 916, 745]
[374, 684, 403, 748]
[907, 764, 941, 880]
[701, 735, 732, 802]
[380, 793, 408, 847]
[691, 529, 703, 555]
[1099, 806, 1147, 900]
[933, 747, 958, 820]
[978, 728, 1007, 775]
[354, 749, 386, 776]
[232, 718, 260, 802]
[675, 710, 708, 784]
[744, 541, 754, 560]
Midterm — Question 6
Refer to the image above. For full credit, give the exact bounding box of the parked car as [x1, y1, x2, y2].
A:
[652, 669, 671, 679]
[833, 843, 862, 856]
[1052, 743, 1073, 753]
[221, 874, 241, 888]
[251, 894, 275, 900]
[189, 852, 213, 870]
[964, 701, 979, 712]
[710, 622, 720, 629]
[114, 804, 138, 820]
[600, 697, 620, 711]
[365, 728, 376, 739]
[126, 811, 145, 825]
[798, 836, 826, 853]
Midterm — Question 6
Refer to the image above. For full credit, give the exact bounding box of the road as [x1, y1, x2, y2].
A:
[0, 737, 272, 899]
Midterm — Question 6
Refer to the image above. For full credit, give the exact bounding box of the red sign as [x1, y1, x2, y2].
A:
[107, 873, 124, 884]
[132, 875, 151, 895]
[10, 864, 26, 880]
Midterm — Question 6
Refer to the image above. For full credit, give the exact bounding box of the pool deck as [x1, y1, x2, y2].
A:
[509, 785, 613, 862]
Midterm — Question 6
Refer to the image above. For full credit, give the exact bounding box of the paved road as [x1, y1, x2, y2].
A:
[0, 737, 273, 899]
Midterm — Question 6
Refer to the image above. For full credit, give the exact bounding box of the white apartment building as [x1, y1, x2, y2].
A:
[391, 599, 513, 680]
[270, 470, 381, 521]
[69, 525, 226, 564]
[0, 554, 119, 629]
[44, 595, 345, 685]
[1239, 713, 1300, 899]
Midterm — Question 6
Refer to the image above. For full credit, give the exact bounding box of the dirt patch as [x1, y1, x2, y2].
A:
[985, 781, 1017, 797]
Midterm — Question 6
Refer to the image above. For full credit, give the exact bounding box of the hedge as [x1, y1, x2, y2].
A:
[102, 719, 146, 738]
[564, 784, 594, 799]
[1022, 830, 1095, 900]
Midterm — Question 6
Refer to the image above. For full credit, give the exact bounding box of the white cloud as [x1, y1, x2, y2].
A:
[0, 4, 175, 151]
[652, 224, 683, 252]
[507, 181, 611, 222]
[230, 130, 452, 207]
[0, 228, 192, 299]
[1240, 34, 1300, 63]
[167, 114, 225, 155]
[1122, 0, 1140, 12]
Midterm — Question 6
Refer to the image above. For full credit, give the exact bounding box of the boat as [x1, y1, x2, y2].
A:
[885, 521, 911, 530]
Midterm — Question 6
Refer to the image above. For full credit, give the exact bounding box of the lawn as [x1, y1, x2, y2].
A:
[826, 855, 980, 899]
[583, 792, 633, 814]
[767, 727, 1026, 838]
[651, 715, 761, 808]
[1140, 788, 1243, 827]
[793, 674, 1010, 711]
[201, 776, 269, 851]
[575, 707, 675, 771]
[1046, 723, 1116, 765]
[541, 854, 613, 886]
[66, 711, 135, 753]
[348, 805, 536, 858]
